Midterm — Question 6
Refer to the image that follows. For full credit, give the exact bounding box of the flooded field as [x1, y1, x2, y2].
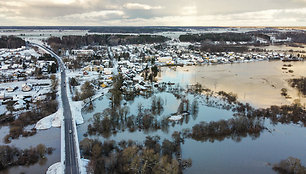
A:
[158, 61, 306, 108]
[0, 29, 88, 41]
[249, 44, 306, 53]
[0, 127, 60, 174]
[78, 67, 306, 174]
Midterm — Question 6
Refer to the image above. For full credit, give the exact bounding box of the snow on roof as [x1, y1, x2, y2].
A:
[168, 115, 183, 121]
[135, 84, 147, 90]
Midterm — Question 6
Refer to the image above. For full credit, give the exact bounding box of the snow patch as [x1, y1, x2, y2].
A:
[35, 108, 63, 130]
[70, 100, 84, 125]
[46, 162, 62, 174]
[168, 115, 183, 121]
[80, 158, 89, 174]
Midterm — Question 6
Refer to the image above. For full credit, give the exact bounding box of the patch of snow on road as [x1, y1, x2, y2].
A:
[46, 162, 62, 174]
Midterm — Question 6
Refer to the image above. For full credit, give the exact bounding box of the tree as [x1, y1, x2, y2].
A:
[48, 63, 57, 73]
[273, 157, 306, 174]
[80, 138, 93, 157]
[191, 99, 199, 118]
[156, 97, 164, 115]
[69, 77, 79, 86]
[36, 144, 46, 158]
[109, 74, 123, 108]
[92, 144, 102, 159]
[151, 66, 159, 78]
[161, 139, 175, 157]
[281, 88, 288, 96]
[81, 81, 95, 100]
[50, 75, 58, 92]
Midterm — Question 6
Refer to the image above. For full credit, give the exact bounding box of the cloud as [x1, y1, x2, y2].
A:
[0, 0, 305, 26]
[123, 3, 162, 10]
[181, 6, 197, 16]
[60, 10, 126, 22]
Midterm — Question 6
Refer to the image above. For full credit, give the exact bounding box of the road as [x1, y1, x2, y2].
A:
[29, 43, 79, 174]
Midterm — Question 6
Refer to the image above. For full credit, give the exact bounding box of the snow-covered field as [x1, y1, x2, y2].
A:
[0, 47, 41, 58]
[35, 107, 63, 129]
[0, 79, 51, 98]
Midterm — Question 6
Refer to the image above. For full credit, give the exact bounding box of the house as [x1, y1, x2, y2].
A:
[0, 91, 5, 100]
[103, 68, 113, 75]
[135, 83, 147, 91]
[7, 86, 17, 92]
[158, 57, 172, 63]
[22, 83, 32, 92]
[100, 83, 107, 88]
[14, 99, 26, 110]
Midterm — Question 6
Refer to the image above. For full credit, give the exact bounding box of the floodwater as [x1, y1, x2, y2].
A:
[78, 84, 306, 173]
[158, 60, 306, 108]
[0, 126, 61, 174]
[249, 44, 306, 53]
[78, 92, 233, 143]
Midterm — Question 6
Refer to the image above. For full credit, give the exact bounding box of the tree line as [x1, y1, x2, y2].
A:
[179, 33, 253, 43]
[0, 36, 26, 49]
[47, 34, 169, 53]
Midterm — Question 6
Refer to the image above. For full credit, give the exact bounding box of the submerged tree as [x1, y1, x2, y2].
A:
[272, 157, 306, 174]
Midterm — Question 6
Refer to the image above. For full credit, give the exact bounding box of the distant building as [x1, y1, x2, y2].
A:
[83, 65, 104, 72]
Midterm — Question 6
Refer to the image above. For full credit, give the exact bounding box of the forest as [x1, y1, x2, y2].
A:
[179, 33, 253, 42]
[0, 36, 25, 49]
[275, 31, 306, 44]
[47, 34, 169, 53]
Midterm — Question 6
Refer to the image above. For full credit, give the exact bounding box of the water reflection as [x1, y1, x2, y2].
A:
[158, 61, 306, 108]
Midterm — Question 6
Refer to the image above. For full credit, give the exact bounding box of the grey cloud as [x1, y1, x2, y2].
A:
[0, 0, 305, 25]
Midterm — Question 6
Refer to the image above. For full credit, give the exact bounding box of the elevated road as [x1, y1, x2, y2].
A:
[29, 43, 79, 174]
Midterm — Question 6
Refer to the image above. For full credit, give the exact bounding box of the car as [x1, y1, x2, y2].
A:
[69, 130, 72, 134]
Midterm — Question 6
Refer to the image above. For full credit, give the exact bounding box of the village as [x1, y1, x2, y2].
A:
[53, 40, 304, 100]
[0, 36, 305, 120]
[0, 46, 57, 118]
[0, 33, 305, 174]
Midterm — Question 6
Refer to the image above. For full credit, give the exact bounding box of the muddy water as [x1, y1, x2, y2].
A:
[158, 61, 306, 108]
[0, 126, 60, 174]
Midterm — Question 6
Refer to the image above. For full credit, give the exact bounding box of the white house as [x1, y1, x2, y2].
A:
[0, 91, 5, 99]
[158, 57, 173, 63]
[14, 99, 26, 110]
[22, 83, 32, 92]
[7, 86, 17, 92]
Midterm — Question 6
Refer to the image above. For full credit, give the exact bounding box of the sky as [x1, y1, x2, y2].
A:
[0, 0, 306, 26]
